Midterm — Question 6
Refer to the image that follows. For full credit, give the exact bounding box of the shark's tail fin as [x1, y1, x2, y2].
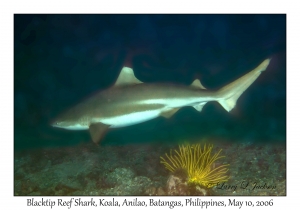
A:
[217, 58, 271, 112]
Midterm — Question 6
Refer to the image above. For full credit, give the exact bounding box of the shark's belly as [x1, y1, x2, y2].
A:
[100, 110, 162, 128]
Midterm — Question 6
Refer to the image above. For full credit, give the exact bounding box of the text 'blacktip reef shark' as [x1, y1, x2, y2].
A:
[52, 59, 271, 144]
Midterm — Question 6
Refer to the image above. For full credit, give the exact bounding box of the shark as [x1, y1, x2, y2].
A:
[51, 59, 270, 144]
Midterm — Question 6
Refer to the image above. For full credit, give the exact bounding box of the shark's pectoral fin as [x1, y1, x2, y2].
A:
[160, 108, 179, 118]
[89, 123, 109, 144]
[193, 102, 207, 112]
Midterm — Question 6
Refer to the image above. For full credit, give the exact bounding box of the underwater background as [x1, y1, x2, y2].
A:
[14, 14, 286, 195]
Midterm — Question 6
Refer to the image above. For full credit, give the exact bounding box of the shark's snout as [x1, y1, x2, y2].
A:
[50, 118, 88, 130]
[50, 119, 62, 128]
[51, 121, 59, 127]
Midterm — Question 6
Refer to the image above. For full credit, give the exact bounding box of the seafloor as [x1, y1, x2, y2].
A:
[14, 139, 286, 196]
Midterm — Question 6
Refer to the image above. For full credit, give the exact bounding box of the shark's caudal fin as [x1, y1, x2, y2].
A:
[217, 58, 271, 112]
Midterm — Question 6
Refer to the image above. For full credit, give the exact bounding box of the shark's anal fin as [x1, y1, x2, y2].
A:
[161, 108, 179, 118]
[89, 122, 109, 144]
[193, 102, 207, 112]
[114, 67, 143, 87]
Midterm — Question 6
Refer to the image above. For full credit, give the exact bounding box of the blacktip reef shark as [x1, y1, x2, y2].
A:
[51, 59, 271, 144]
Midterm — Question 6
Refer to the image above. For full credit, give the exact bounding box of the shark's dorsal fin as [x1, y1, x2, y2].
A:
[191, 79, 206, 89]
[114, 67, 143, 87]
